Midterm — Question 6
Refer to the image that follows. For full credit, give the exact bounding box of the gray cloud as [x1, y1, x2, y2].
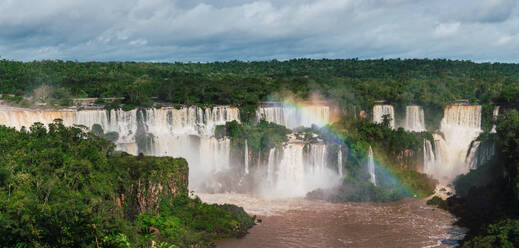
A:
[0, 0, 518, 62]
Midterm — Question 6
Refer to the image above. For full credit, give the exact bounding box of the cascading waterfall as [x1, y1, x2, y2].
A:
[465, 141, 481, 170]
[425, 105, 482, 182]
[267, 148, 277, 184]
[256, 104, 330, 129]
[0, 104, 343, 195]
[491, 106, 500, 133]
[464, 105, 499, 169]
[373, 105, 395, 129]
[261, 141, 339, 197]
[404, 105, 426, 132]
[367, 146, 376, 185]
[0, 105, 240, 190]
[465, 140, 496, 169]
[338, 148, 343, 177]
[275, 143, 306, 196]
[244, 140, 249, 175]
[307, 143, 328, 178]
[423, 139, 439, 176]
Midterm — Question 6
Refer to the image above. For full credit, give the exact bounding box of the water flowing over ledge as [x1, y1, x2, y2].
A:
[367, 146, 377, 186]
[373, 104, 395, 129]
[256, 104, 330, 129]
[0, 104, 340, 197]
[0, 105, 240, 190]
[404, 105, 426, 132]
[0, 102, 491, 190]
[425, 105, 483, 182]
[375, 103, 488, 183]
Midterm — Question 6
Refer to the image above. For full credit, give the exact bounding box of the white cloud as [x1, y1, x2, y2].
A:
[496, 35, 512, 45]
[0, 0, 518, 62]
[434, 22, 461, 37]
[130, 39, 148, 46]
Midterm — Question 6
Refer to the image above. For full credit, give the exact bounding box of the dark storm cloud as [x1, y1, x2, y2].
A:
[0, 0, 518, 62]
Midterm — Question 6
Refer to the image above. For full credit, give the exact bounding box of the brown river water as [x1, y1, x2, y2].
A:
[199, 193, 465, 248]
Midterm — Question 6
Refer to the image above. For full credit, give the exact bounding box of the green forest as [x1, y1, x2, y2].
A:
[2, 58, 519, 246]
[2, 59, 519, 127]
[0, 120, 254, 248]
[307, 115, 436, 202]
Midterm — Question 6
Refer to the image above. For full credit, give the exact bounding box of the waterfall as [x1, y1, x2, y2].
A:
[465, 141, 481, 170]
[307, 143, 327, 178]
[466, 140, 495, 169]
[267, 148, 277, 184]
[373, 105, 395, 129]
[256, 104, 330, 129]
[491, 106, 500, 133]
[425, 105, 482, 182]
[275, 144, 306, 196]
[0, 106, 240, 190]
[0, 105, 342, 195]
[264, 142, 339, 197]
[338, 148, 343, 177]
[423, 139, 439, 176]
[404, 105, 426, 132]
[367, 146, 376, 185]
[244, 140, 249, 175]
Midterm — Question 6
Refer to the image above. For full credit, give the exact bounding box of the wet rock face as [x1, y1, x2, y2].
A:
[359, 110, 367, 119]
[111, 155, 189, 218]
[397, 149, 416, 169]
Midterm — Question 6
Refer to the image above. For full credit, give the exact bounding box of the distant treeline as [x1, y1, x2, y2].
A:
[2, 59, 519, 112]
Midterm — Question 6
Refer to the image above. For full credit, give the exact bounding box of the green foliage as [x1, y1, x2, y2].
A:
[0, 121, 253, 247]
[327, 117, 429, 171]
[91, 123, 120, 143]
[95, 98, 106, 105]
[312, 116, 436, 201]
[2, 59, 519, 123]
[496, 110, 519, 178]
[218, 120, 290, 162]
[134, 195, 254, 247]
[3, 85, 73, 108]
[122, 104, 137, 111]
[307, 175, 404, 202]
[463, 219, 519, 248]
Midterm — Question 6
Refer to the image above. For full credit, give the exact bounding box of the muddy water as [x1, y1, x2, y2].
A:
[199, 194, 462, 248]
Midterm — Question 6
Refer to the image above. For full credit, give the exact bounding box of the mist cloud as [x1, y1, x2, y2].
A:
[0, 0, 518, 62]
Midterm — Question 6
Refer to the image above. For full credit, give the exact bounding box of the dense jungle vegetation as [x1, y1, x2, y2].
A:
[3, 58, 519, 245]
[216, 120, 291, 163]
[0, 120, 254, 247]
[2, 59, 519, 128]
[217, 116, 435, 201]
[307, 115, 436, 202]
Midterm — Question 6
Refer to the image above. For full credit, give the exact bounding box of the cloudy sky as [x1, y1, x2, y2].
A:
[0, 0, 518, 62]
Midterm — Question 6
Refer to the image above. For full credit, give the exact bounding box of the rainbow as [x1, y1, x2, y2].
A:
[265, 97, 420, 197]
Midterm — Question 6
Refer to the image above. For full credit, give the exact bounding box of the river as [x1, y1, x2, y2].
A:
[199, 193, 465, 248]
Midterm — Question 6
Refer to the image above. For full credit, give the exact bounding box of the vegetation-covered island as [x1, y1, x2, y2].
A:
[0, 120, 254, 247]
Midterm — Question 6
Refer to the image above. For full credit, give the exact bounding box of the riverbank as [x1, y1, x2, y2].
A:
[199, 193, 464, 248]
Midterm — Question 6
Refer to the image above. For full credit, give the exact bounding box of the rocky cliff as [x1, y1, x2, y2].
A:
[110, 154, 189, 219]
